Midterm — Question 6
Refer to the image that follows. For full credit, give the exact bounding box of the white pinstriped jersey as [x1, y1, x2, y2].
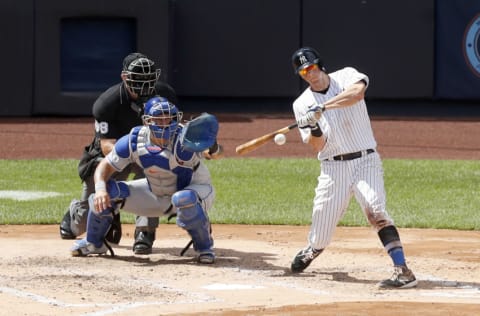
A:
[293, 67, 377, 160]
[292, 67, 394, 250]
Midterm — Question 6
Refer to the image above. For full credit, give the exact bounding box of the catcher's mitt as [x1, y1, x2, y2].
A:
[180, 113, 219, 152]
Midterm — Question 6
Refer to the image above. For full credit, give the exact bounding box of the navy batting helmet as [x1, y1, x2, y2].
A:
[291, 47, 324, 74]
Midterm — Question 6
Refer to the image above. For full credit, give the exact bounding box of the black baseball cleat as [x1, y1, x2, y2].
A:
[133, 229, 155, 255]
[59, 210, 76, 240]
[291, 246, 322, 273]
[378, 265, 418, 289]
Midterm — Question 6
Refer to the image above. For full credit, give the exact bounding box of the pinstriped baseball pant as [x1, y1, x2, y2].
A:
[308, 152, 394, 250]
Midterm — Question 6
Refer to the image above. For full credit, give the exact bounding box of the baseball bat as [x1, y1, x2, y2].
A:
[235, 123, 298, 155]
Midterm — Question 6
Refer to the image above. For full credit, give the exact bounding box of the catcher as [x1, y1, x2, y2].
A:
[70, 96, 223, 263]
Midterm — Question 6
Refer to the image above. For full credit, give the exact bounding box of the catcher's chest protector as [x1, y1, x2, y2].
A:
[130, 127, 200, 194]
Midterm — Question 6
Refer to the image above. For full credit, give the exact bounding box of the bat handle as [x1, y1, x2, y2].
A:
[288, 123, 298, 130]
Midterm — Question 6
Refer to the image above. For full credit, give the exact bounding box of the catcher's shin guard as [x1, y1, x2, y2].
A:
[100, 179, 129, 244]
[172, 190, 214, 256]
[86, 194, 116, 248]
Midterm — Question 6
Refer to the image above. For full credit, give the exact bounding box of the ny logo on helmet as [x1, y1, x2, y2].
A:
[299, 55, 308, 64]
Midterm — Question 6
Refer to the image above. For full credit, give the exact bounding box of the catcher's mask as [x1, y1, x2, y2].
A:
[291, 47, 325, 75]
[122, 53, 160, 97]
[142, 96, 182, 147]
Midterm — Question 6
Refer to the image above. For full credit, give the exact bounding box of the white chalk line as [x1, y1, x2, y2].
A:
[0, 276, 220, 316]
[1, 268, 479, 315]
[202, 283, 266, 290]
[0, 286, 99, 308]
[225, 267, 480, 299]
[0, 190, 63, 201]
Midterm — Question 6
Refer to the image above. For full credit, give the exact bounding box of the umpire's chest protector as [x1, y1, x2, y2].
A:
[129, 127, 201, 196]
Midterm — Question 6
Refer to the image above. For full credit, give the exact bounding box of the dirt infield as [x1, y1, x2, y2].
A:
[1, 115, 480, 315]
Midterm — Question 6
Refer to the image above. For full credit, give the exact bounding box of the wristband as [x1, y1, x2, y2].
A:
[208, 141, 219, 155]
[95, 181, 107, 192]
[311, 124, 323, 137]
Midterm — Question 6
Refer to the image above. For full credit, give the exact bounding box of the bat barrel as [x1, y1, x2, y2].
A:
[235, 122, 298, 155]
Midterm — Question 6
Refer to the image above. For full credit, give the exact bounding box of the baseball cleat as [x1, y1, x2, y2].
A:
[197, 251, 215, 264]
[59, 210, 76, 240]
[378, 265, 418, 289]
[291, 246, 322, 273]
[71, 238, 108, 257]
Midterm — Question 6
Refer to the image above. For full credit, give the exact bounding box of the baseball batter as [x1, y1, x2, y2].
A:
[290, 47, 417, 289]
[70, 96, 223, 263]
[60, 53, 177, 255]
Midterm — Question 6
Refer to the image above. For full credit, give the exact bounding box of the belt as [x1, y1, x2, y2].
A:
[326, 149, 375, 161]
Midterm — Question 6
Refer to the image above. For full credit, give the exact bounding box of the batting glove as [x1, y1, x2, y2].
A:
[310, 104, 326, 114]
[297, 104, 325, 129]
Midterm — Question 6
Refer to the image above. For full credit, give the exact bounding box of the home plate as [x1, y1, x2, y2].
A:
[202, 283, 266, 290]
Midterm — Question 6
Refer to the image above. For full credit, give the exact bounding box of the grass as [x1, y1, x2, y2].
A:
[0, 158, 479, 230]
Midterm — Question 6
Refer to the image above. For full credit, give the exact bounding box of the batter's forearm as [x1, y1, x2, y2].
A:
[324, 82, 366, 110]
[308, 134, 326, 152]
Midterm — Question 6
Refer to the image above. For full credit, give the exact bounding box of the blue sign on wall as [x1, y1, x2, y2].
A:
[435, 1, 480, 99]
[61, 18, 136, 92]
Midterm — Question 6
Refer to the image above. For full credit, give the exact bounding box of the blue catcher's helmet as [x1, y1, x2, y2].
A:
[142, 96, 183, 147]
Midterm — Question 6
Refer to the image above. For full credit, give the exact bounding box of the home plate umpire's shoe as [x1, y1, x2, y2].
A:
[291, 246, 323, 273]
[133, 229, 155, 255]
[378, 265, 418, 289]
[59, 210, 76, 240]
[71, 238, 108, 257]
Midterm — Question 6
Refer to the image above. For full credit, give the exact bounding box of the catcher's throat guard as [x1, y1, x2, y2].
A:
[180, 113, 219, 152]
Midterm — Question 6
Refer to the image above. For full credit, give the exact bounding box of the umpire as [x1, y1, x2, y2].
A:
[60, 52, 177, 254]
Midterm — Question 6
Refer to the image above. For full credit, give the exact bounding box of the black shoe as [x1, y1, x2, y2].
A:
[133, 229, 155, 255]
[105, 212, 122, 244]
[59, 210, 76, 240]
[378, 265, 418, 289]
[291, 246, 322, 273]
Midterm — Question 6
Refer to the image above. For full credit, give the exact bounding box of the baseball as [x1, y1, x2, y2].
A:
[274, 133, 286, 145]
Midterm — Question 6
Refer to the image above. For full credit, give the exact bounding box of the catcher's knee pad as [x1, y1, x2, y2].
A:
[86, 194, 117, 248]
[172, 190, 213, 252]
[106, 179, 130, 200]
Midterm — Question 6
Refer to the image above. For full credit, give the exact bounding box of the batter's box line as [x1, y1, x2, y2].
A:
[0, 282, 221, 314]
[415, 273, 480, 292]
[0, 286, 104, 308]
